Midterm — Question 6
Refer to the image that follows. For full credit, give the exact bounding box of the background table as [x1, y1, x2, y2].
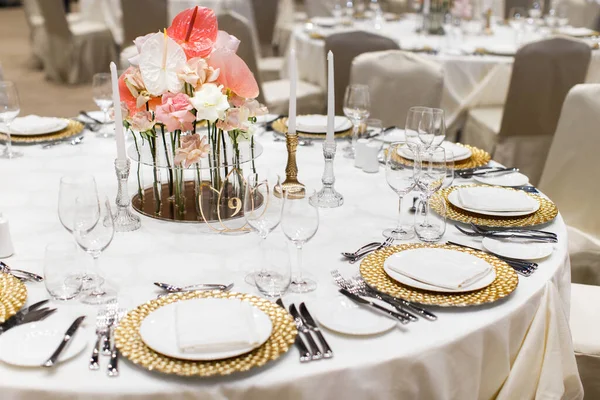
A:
[0, 127, 581, 399]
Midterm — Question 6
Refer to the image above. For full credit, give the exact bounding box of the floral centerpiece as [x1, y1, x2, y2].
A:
[118, 6, 267, 223]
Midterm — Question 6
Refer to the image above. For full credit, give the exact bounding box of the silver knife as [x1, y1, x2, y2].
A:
[43, 316, 86, 367]
[276, 299, 311, 363]
[289, 304, 323, 360]
[154, 282, 231, 292]
[0, 261, 44, 282]
[0, 299, 49, 330]
[299, 303, 333, 359]
[339, 289, 409, 324]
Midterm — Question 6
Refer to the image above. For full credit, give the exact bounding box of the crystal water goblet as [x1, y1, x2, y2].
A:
[0, 81, 22, 159]
[343, 84, 370, 158]
[92, 72, 114, 138]
[414, 146, 447, 240]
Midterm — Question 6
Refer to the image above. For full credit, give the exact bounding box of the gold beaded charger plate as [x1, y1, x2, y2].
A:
[360, 243, 519, 307]
[271, 117, 353, 139]
[432, 184, 558, 227]
[0, 272, 28, 323]
[392, 143, 491, 170]
[115, 291, 297, 377]
[0, 119, 84, 145]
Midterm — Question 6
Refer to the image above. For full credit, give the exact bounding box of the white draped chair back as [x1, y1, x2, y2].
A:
[36, 0, 71, 40]
[304, 0, 332, 18]
[494, 37, 590, 184]
[250, 0, 279, 56]
[539, 84, 600, 285]
[325, 31, 399, 115]
[350, 50, 443, 128]
[121, 0, 168, 46]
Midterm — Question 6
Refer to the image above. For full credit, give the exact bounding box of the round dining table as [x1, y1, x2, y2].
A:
[0, 126, 582, 399]
[283, 15, 600, 132]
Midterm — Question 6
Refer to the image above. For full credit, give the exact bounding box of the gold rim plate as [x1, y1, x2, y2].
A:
[115, 291, 297, 377]
[360, 243, 519, 307]
[391, 143, 490, 170]
[0, 272, 28, 323]
[0, 119, 84, 145]
[271, 117, 353, 139]
[433, 184, 558, 227]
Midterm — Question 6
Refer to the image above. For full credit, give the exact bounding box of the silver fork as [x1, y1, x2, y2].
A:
[349, 237, 394, 264]
[107, 308, 126, 377]
[90, 309, 108, 370]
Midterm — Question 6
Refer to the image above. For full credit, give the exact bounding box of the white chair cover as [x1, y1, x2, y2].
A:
[35, 0, 118, 84]
[304, 0, 331, 18]
[121, 0, 168, 46]
[350, 50, 443, 128]
[325, 31, 399, 115]
[217, 11, 324, 114]
[570, 283, 600, 399]
[273, 0, 295, 52]
[462, 37, 591, 185]
[251, 0, 279, 56]
[539, 84, 600, 285]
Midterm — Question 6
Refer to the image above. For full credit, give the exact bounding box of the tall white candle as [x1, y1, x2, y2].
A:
[110, 62, 126, 161]
[326, 50, 335, 144]
[288, 47, 297, 135]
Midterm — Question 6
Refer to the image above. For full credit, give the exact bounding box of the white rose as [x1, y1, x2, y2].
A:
[190, 83, 230, 123]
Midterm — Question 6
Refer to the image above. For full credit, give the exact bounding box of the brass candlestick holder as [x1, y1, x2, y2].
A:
[484, 8, 493, 35]
[275, 134, 305, 199]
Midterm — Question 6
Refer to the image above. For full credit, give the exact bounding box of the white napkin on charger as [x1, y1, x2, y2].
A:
[387, 250, 493, 290]
[9, 115, 64, 134]
[441, 141, 471, 160]
[175, 299, 260, 353]
[456, 187, 536, 212]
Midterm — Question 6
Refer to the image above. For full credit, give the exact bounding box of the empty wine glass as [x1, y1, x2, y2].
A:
[383, 142, 419, 240]
[0, 81, 22, 159]
[417, 108, 445, 150]
[92, 72, 114, 137]
[414, 146, 447, 240]
[44, 242, 84, 301]
[282, 191, 319, 293]
[404, 106, 429, 146]
[73, 196, 117, 305]
[58, 175, 99, 233]
[415, 193, 447, 242]
[442, 148, 455, 189]
[529, 0, 544, 19]
[343, 84, 370, 158]
[243, 172, 284, 286]
[254, 236, 291, 297]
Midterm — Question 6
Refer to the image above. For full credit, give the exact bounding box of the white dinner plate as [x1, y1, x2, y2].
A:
[398, 141, 472, 162]
[383, 248, 496, 293]
[473, 172, 530, 187]
[309, 294, 397, 336]
[139, 298, 273, 361]
[255, 114, 279, 125]
[448, 189, 540, 217]
[310, 16, 336, 28]
[0, 320, 89, 367]
[286, 115, 352, 133]
[373, 128, 406, 143]
[482, 237, 554, 260]
[0, 116, 69, 136]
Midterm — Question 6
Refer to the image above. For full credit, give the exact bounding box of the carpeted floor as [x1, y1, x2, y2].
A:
[0, 5, 97, 117]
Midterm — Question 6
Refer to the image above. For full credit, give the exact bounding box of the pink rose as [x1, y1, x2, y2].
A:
[129, 111, 154, 132]
[178, 57, 220, 89]
[174, 134, 210, 167]
[155, 93, 195, 132]
[217, 107, 250, 131]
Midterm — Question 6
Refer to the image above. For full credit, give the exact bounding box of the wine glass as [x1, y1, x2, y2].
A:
[44, 242, 84, 301]
[509, 7, 527, 44]
[343, 84, 370, 158]
[529, 0, 544, 19]
[414, 146, 447, 241]
[92, 73, 114, 138]
[442, 148, 455, 189]
[243, 172, 284, 286]
[417, 108, 445, 150]
[73, 196, 117, 305]
[282, 190, 319, 293]
[404, 106, 429, 146]
[58, 175, 99, 233]
[415, 193, 447, 242]
[254, 237, 291, 297]
[383, 142, 419, 240]
[0, 81, 22, 159]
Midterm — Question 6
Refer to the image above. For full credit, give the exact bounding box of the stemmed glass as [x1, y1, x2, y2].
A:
[282, 191, 319, 293]
[529, 0, 544, 19]
[243, 172, 285, 286]
[509, 7, 527, 45]
[73, 196, 117, 305]
[92, 73, 114, 137]
[414, 146, 447, 241]
[0, 81, 22, 159]
[383, 142, 418, 240]
[343, 84, 370, 158]
[404, 106, 430, 146]
[417, 108, 445, 150]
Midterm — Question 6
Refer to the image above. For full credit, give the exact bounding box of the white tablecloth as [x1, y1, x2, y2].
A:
[285, 16, 600, 134]
[79, 0, 258, 46]
[0, 125, 582, 399]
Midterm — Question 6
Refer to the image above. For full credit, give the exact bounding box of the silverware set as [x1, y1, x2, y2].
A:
[0, 299, 56, 335]
[331, 270, 437, 322]
[0, 261, 44, 282]
[42, 135, 85, 149]
[90, 306, 125, 376]
[447, 241, 537, 276]
[276, 299, 333, 362]
[455, 224, 558, 243]
[341, 237, 395, 264]
[456, 167, 519, 179]
[154, 282, 234, 298]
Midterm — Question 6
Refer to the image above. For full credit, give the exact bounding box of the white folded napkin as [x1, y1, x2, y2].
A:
[441, 142, 471, 160]
[387, 250, 493, 290]
[175, 299, 260, 354]
[456, 187, 536, 213]
[10, 115, 63, 134]
[288, 115, 350, 133]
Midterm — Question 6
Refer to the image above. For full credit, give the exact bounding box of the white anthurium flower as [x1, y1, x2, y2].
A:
[139, 31, 187, 96]
[190, 83, 230, 123]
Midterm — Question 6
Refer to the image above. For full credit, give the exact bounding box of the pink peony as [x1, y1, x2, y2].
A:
[129, 111, 155, 132]
[155, 92, 195, 132]
[217, 107, 250, 132]
[167, 7, 218, 59]
[175, 134, 210, 167]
